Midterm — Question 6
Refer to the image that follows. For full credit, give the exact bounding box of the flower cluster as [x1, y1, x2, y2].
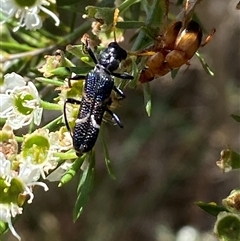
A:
[0, 0, 60, 31]
[0, 122, 72, 240]
[0, 72, 73, 240]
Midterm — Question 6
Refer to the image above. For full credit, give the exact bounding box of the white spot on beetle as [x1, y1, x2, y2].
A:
[75, 114, 89, 124]
[91, 115, 100, 129]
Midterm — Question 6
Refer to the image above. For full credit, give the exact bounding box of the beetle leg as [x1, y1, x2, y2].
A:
[64, 98, 82, 136]
[105, 108, 123, 128]
[67, 74, 86, 87]
[113, 86, 126, 99]
[83, 40, 99, 64]
[69, 74, 86, 80]
[111, 72, 134, 80]
[64, 98, 82, 105]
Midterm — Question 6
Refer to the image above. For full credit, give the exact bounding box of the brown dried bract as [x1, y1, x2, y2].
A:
[139, 0, 214, 83]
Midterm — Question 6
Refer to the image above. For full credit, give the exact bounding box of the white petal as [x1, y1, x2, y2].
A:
[46, 162, 73, 182]
[0, 204, 22, 241]
[0, 94, 13, 117]
[40, 5, 60, 26]
[18, 162, 41, 183]
[4, 72, 26, 89]
[27, 81, 40, 99]
[24, 11, 42, 30]
[0, 0, 17, 16]
[0, 152, 12, 178]
[33, 107, 43, 126]
[7, 113, 32, 129]
[7, 217, 22, 241]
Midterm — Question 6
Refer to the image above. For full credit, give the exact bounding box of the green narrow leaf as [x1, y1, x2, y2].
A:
[13, 30, 47, 48]
[143, 83, 152, 116]
[171, 69, 179, 79]
[100, 128, 116, 179]
[36, 77, 64, 86]
[128, 0, 141, 20]
[54, 151, 78, 160]
[195, 51, 215, 76]
[196, 201, 229, 217]
[128, 58, 139, 88]
[118, 0, 141, 13]
[50, 67, 72, 78]
[40, 100, 62, 111]
[116, 21, 144, 29]
[73, 151, 95, 221]
[66, 44, 85, 60]
[0, 41, 34, 51]
[231, 114, 240, 123]
[60, 155, 86, 186]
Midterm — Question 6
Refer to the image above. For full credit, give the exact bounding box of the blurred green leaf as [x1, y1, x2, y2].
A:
[0, 221, 8, 235]
[116, 21, 145, 29]
[56, 0, 81, 6]
[195, 51, 214, 76]
[118, 0, 141, 13]
[66, 44, 85, 59]
[49, 67, 72, 78]
[40, 100, 62, 111]
[143, 82, 152, 116]
[73, 151, 95, 221]
[171, 69, 179, 79]
[100, 129, 116, 179]
[60, 155, 86, 186]
[231, 114, 240, 123]
[0, 41, 33, 51]
[196, 201, 229, 217]
[128, 57, 139, 88]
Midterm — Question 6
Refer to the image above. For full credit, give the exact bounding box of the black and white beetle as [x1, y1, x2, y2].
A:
[63, 41, 134, 156]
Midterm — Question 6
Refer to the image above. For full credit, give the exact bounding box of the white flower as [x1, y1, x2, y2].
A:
[0, 72, 43, 130]
[0, 151, 49, 240]
[0, 153, 25, 239]
[20, 128, 60, 179]
[0, 203, 23, 241]
[0, 0, 60, 31]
